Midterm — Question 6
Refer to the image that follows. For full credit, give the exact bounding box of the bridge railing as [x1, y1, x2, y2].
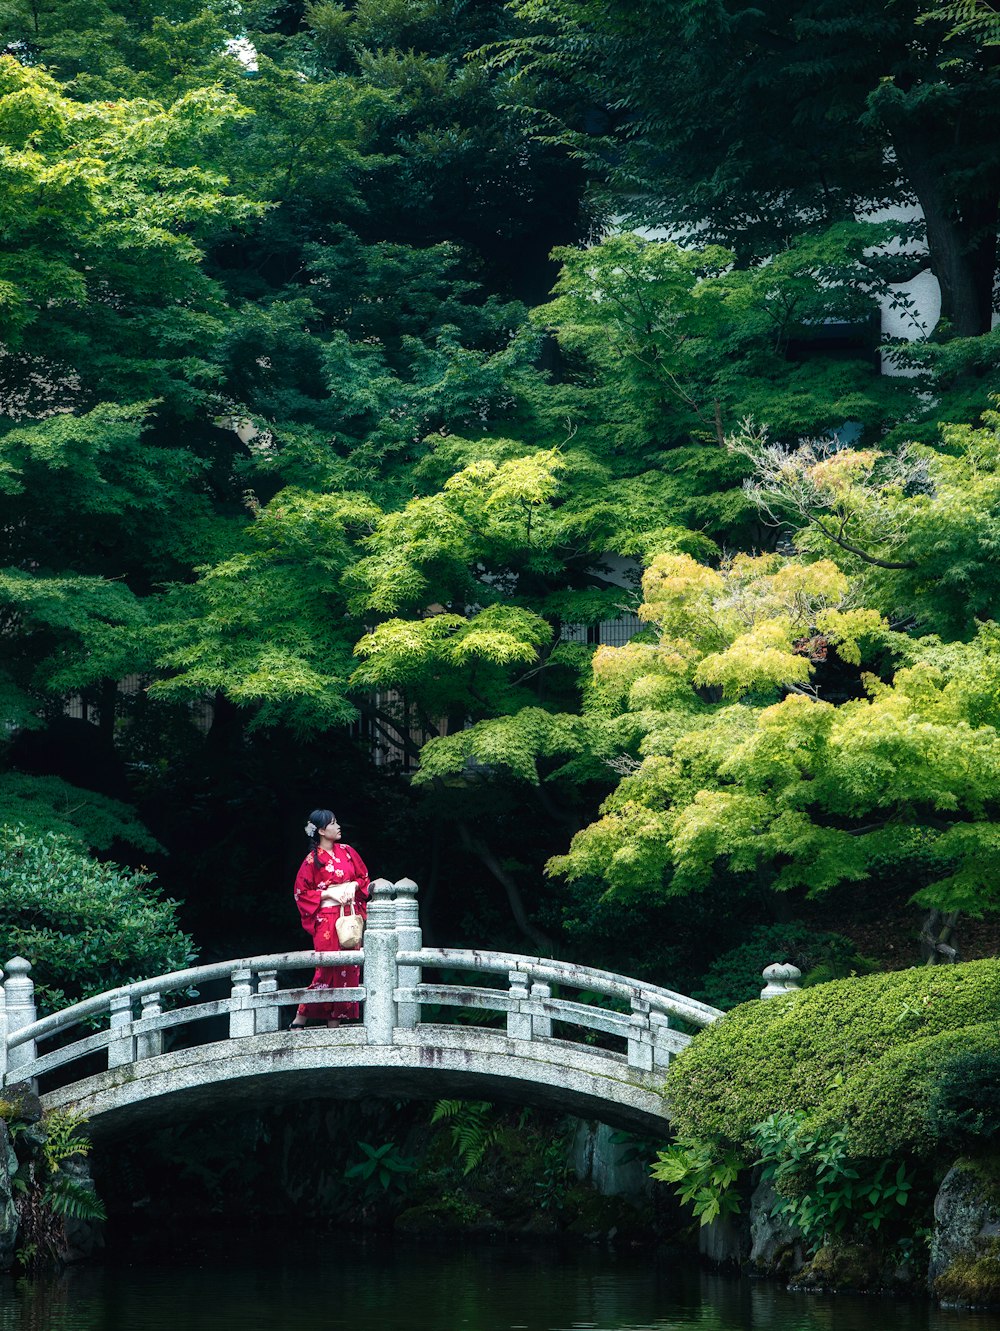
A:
[0, 877, 725, 1092]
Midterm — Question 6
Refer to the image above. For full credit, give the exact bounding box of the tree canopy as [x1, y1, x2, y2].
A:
[1, 0, 999, 994]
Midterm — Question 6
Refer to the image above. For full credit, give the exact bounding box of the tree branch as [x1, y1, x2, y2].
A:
[456, 820, 553, 953]
[810, 517, 918, 570]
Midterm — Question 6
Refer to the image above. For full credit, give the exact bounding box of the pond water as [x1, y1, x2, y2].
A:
[0, 1239, 996, 1331]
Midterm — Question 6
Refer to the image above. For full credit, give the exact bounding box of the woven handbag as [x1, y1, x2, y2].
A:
[335, 902, 364, 950]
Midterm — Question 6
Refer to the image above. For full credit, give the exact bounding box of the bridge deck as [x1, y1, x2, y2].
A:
[1, 878, 726, 1135]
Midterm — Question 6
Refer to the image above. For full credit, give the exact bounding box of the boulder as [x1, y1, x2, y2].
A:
[2, 1083, 42, 1125]
[572, 1120, 650, 1199]
[791, 1241, 883, 1292]
[929, 1160, 1000, 1307]
[0, 1121, 19, 1270]
[698, 1210, 747, 1268]
[748, 1178, 804, 1276]
[59, 1156, 105, 1264]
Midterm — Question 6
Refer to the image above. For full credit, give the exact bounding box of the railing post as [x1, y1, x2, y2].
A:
[760, 963, 802, 999]
[107, 991, 136, 1069]
[507, 970, 531, 1040]
[229, 965, 255, 1038]
[0, 968, 6, 1083]
[627, 995, 653, 1071]
[650, 1012, 673, 1070]
[531, 981, 552, 1039]
[394, 877, 421, 1031]
[5, 957, 36, 1081]
[255, 969, 279, 1034]
[363, 879, 398, 1044]
[136, 992, 164, 1060]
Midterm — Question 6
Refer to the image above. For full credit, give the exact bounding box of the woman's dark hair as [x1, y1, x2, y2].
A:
[307, 809, 336, 867]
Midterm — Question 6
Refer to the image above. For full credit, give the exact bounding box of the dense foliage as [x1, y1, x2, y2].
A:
[666, 960, 1000, 1156]
[0, 828, 195, 1012]
[656, 960, 1000, 1252]
[0, 0, 998, 1007]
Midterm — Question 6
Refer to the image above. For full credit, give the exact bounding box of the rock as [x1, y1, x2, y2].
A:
[571, 1120, 650, 1199]
[2, 1083, 42, 1125]
[0, 1121, 19, 1270]
[59, 1156, 105, 1265]
[930, 1160, 1000, 1306]
[393, 1199, 497, 1236]
[791, 1241, 882, 1292]
[698, 1211, 747, 1268]
[748, 1178, 804, 1276]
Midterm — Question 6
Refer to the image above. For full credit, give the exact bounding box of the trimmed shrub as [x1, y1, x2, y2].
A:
[0, 827, 195, 1013]
[695, 921, 878, 1010]
[816, 1024, 1000, 1158]
[666, 960, 1000, 1153]
[926, 1048, 1000, 1155]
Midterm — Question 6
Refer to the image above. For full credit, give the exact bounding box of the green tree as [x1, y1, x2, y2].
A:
[0, 827, 195, 1012]
[540, 230, 914, 449]
[503, 0, 1000, 337]
[546, 550, 1000, 941]
[731, 406, 1000, 636]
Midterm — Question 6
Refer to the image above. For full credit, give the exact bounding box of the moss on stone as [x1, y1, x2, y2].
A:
[792, 1241, 882, 1292]
[393, 1196, 497, 1235]
[934, 1238, 1000, 1307]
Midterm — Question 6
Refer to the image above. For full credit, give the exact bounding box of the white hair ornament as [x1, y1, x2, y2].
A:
[304, 822, 317, 837]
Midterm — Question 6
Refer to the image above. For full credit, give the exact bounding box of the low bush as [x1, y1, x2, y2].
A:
[666, 959, 1000, 1153]
[925, 1047, 1000, 1155]
[695, 921, 879, 1010]
[0, 827, 195, 1013]
[815, 1024, 1000, 1158]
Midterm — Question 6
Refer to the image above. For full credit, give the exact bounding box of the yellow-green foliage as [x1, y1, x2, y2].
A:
[666, 960, 1000, 1156]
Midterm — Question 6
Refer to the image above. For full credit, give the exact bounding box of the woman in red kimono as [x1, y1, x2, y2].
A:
[290, 808, 370, 1029]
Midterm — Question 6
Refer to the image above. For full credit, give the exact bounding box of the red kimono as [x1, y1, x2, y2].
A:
[294, 843, 370, 1021]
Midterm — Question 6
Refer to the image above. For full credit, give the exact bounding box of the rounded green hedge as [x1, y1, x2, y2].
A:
[815, 1022, 1000, 1157]
[0, 827, 196, 1014]
[666, 960, 1000, 1155]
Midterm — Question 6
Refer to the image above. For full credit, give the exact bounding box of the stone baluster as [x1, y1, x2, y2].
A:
[394, 878, 421, 1031]
[760, 962, 802, 1000]
[530, 981, 552, 1039]
[229, 965, 255, 1038]
[0, 968, 6, 1083]
[627, 995, 653, 1071]
[107, 991, 136, 1069]
[650, 1011, 673, 1070]
[136, 992, 164, 1060]
[507, 970, 531, 1040]
[363, 879, 398, 1044]
[255, 969, 279, 1034]
[5, 957, 36, 1082]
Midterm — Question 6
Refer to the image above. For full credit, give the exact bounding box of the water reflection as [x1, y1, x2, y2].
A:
[0, 1243, 996, 1331]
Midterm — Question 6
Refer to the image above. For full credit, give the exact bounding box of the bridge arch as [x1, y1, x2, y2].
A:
[1, 879, 727, 1139]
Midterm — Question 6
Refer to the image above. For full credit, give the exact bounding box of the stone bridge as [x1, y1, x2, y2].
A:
[0, 878, 749, 1139]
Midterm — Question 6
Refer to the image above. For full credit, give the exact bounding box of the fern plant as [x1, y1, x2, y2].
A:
[40, 1108, 93, 1172]
[42, 1173, 106, 1222]
[431, 1100, 520, 1175]
[10, 1105, 106, 1269]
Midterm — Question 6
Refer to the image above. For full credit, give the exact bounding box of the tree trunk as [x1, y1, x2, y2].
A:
[920, 909, 960, 965]
[892, 132, 1000, 339]
[456, 821, 553, 953]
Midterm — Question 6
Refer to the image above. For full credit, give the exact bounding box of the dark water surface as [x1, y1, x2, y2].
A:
[1, 1241, 997, 1331]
